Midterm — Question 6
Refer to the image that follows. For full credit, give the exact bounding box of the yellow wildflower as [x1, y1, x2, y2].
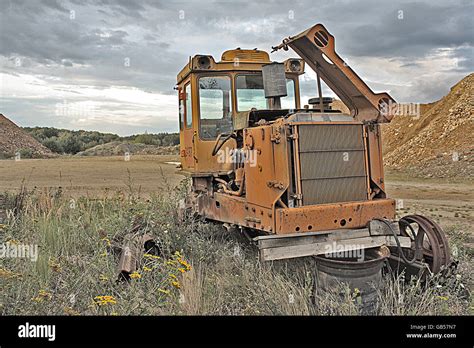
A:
[158, 288, 170, 295]
[171, 280, 181, 289]
[99, 274, 109, 282]
[178, 268, 186, 273]
[39, 289, 50, 296]
[101, 237, 111, 247]
[143, 266, 153, 272]
[144, 253, 160, 260]
[130, 271, 142, 280]
[177, 258, 192, 271]
[169, 274, 177, 280]
[32, 289, 52, 302]
[94, 295, 117, 306]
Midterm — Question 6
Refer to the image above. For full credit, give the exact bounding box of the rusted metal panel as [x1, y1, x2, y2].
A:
[276, 199, 396, 234]
[244, 121, 290, 210]
[197, 192, 274, 233]
[366, 124, 386, 193]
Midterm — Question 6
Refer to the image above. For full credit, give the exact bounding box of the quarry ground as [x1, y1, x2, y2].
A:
[0, 155, 185, 197]
[0, 155, 472, 240]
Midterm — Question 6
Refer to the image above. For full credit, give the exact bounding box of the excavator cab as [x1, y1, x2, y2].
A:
[176, 49, 304, 173]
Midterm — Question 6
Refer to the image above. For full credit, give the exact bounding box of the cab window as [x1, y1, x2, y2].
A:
[198, 75, 232, 139]
[179, 98, 184, 130]
[236, 74, 266, 111]
[281, 78, 296, 109]
[236, 73, 296, 111]
[185, 83, 192, 128]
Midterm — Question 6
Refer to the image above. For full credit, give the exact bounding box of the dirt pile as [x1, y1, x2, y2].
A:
[382, 73, 474, 179]
[0, 114, 55, 159]
[75, 141, 179, 156]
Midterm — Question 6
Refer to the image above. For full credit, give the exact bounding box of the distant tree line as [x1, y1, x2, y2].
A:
[121, 132, 180, 147]
[24, 127, 179, 155]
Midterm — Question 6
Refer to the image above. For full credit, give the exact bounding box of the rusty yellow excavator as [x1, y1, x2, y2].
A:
[175, 23, 453, 297]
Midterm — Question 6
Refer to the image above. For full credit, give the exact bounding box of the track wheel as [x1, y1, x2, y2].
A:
[398, 214, 452, 274]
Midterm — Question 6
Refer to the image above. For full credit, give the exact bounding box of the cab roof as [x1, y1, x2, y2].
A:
[177, 48, 304, 84]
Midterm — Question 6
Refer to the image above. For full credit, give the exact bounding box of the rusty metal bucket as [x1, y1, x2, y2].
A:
[314, 246, 389, 314]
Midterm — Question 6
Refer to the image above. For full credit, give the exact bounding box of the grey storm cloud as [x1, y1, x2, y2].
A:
[343, 3, 472, 51]
[0, 0, 472, 135]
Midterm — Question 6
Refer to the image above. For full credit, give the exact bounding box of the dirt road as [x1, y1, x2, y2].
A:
[385, 172, 473, 249]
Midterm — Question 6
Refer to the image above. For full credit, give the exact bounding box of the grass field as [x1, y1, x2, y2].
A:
[0, 156, 472, 315]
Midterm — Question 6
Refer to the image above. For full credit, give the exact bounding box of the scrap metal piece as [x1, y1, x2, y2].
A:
[314, 246, 389, 314]
[117, 233, 161, 281]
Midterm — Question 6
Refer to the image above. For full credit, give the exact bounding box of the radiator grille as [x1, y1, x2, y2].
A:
[297, 124, 368, 205]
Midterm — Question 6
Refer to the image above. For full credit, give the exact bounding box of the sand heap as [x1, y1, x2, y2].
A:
[0, 114, 54, 158]
[382, 73, 474, 178]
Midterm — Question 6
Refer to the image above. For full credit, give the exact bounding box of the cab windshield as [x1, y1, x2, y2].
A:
[236, 73, 296, 111]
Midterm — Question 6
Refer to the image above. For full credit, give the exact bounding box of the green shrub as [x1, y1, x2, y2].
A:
[134, 133, 158, 145]
[42, 138, 63, 153]
[18, 148, 34, 159]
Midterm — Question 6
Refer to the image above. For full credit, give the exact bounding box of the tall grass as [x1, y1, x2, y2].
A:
[0, 183, 471, 315]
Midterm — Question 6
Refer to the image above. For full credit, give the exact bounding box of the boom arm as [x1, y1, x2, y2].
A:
[273, 23, 396, 123]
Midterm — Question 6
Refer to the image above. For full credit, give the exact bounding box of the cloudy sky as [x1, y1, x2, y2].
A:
[0, 0, 472, 135]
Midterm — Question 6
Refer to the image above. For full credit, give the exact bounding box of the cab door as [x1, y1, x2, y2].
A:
[182, 82, 195, 169]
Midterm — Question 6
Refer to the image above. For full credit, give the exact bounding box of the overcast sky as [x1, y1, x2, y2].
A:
[0, 0, 472, 135]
